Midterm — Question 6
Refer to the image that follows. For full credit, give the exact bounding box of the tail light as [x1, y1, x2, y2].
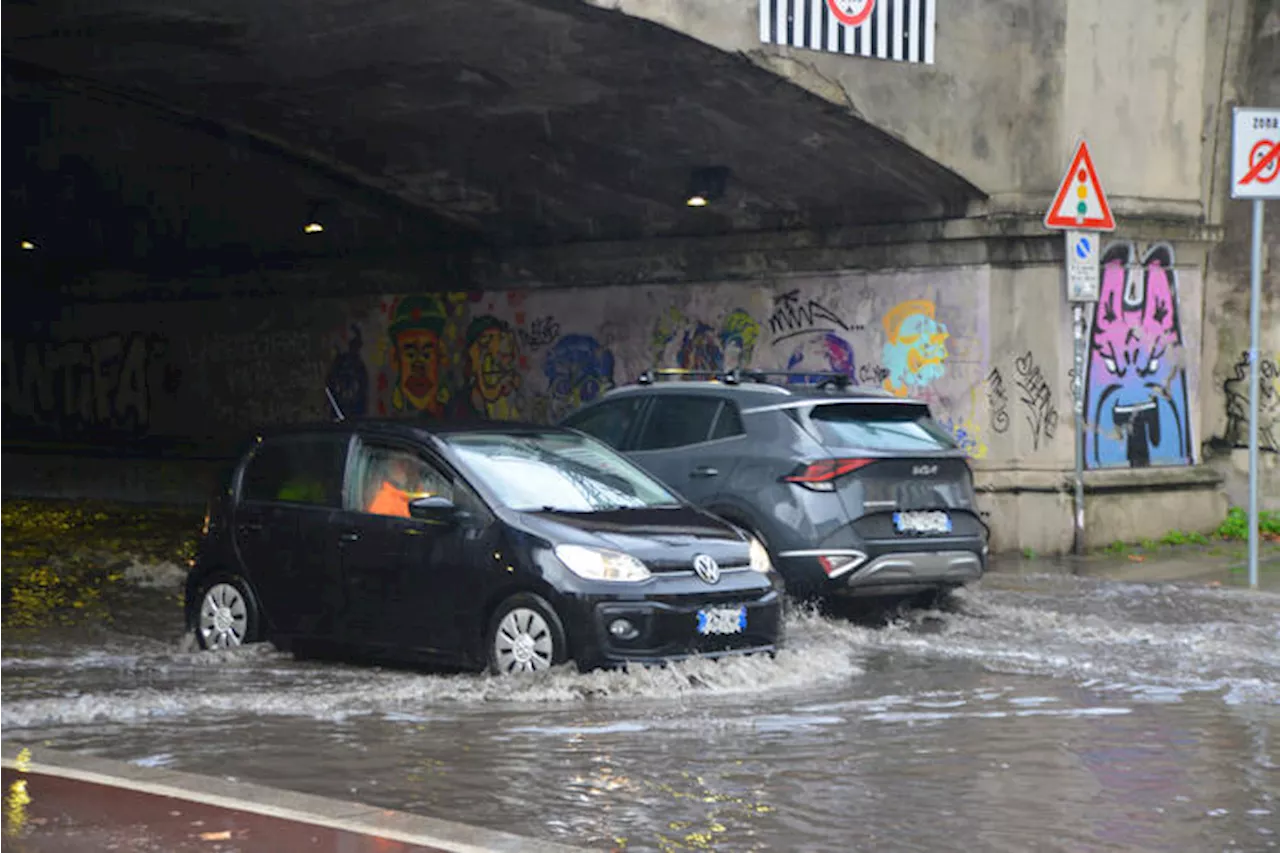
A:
[784, 458, 873, 492]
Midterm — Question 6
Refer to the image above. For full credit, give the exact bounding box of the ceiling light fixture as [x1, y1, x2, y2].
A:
[303, 222, 324, 234]
[19, 240, 36, 250]
[685, 166, 730, 208]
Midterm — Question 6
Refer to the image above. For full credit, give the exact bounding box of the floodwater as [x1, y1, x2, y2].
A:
[3, 572, 1278, 852]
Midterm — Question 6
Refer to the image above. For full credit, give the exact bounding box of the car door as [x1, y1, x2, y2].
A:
[233, 432, 351, 640]
[627, 395, 746, 505]
[335, 434, 491, 659]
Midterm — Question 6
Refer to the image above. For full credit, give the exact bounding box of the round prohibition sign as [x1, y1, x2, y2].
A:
[1248, 138, 1280, 184]
[826, 0, 875, 27]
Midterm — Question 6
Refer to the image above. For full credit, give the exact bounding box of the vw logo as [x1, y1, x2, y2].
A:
[692, 554, 721, 584]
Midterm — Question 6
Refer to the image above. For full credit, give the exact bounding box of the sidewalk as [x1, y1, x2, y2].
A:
[988, 540, 1280, 591]
[1, 742, 590, 853]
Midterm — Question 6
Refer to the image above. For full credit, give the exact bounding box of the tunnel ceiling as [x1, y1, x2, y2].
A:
[4, 0, 983, 271]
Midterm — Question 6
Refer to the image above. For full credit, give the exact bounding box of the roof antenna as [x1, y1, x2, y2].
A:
[324, 386, 346, 422]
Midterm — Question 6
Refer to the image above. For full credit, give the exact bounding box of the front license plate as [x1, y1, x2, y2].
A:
[697, 605, 747, 636]
[893, 510, 953, 535]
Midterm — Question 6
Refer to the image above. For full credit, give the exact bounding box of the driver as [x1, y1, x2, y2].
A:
[367, 455, 430, 518]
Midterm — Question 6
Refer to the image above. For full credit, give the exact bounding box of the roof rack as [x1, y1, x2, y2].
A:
[634, 368, 853, 391]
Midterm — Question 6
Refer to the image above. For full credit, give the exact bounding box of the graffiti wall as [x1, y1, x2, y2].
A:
[1082, 242, 1196, 469]
[1, 253, 1207, 475]
[324, 271, 993, 436]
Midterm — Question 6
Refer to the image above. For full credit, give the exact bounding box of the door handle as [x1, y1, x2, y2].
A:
[690, 466, 719, 479]
[338, 531, 361, 544]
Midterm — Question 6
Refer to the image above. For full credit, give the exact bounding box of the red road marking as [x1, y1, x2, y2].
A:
[1241, 138, 1280, 185]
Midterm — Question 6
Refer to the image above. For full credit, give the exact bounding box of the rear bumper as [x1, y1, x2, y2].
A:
[833, 548, 984, 597]
[775, 536, 987, 598]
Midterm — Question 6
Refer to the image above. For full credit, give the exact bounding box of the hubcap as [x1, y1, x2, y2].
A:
[199, 583, 248, 650]
[493, 607, 554, 674]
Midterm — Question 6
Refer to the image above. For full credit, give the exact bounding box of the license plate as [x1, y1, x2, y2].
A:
[697, 605, 747, 636]
[893, 510, 953, 535]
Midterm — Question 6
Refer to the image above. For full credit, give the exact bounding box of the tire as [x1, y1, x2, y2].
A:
[486, 592, 569, 675]
[194, 574, 263, 651]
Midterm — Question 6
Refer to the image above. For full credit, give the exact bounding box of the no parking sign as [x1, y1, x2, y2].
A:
[1065, 230, 1099, 302]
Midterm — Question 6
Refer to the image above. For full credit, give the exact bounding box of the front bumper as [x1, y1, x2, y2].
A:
[560, 577, 783, 669]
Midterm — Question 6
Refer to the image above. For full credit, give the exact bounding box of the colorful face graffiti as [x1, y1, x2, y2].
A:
[784, 332, 856, 384]
[544, 334, 615, 413]
[387, 295, 449, 416]
[1084, 242, 1191, 468]
[326, 324, 368, 417]
[678, 322, 722, 372]
[718, 309, 761, 371]
[465, 315, 521, 418]
[881, 299, 949, 397]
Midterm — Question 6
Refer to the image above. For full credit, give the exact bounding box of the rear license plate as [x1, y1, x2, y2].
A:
[697, 605, 747, 636]
[893, 510, 953, 535]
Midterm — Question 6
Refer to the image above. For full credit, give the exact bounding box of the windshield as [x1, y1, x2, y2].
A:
[808, 402, 959, 452]
[443, 431, 680, 512]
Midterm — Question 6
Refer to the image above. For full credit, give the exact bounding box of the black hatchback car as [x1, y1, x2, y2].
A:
[560, 370, 989, 603]
[186, 421, 783, 674]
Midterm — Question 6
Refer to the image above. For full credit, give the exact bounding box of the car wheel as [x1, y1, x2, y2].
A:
[195, 574, 262, 651]
[486, 593, 568, 675]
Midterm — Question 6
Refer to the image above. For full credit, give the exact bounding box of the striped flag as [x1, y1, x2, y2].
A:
[759, 0, 936, 65]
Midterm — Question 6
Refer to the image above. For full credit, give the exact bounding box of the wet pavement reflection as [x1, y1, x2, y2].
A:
[3, 573, 1277, 852]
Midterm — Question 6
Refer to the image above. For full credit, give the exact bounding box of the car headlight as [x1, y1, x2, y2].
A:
[748, 537, 773, 573]
[554, 544, 652, 582]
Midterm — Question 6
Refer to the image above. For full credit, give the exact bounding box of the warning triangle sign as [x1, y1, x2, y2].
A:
[1044, 140, 1116, 231]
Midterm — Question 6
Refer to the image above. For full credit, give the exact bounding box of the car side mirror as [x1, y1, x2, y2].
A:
[408, 495, 472, 525]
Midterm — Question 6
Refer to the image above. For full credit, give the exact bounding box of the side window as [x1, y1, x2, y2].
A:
[632, 396, 723, 451]
[563, 397, 645, 449]
[351, 442, 455, 519]
[241, 434, 349, 507]
[709, 402, 745, 441]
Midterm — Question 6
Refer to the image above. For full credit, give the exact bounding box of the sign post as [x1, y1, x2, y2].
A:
[1230, 106, 1279, 591]
[1045, 140, 1116, 556]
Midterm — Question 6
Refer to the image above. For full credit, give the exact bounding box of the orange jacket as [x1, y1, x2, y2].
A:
[368, 480, 411, 517]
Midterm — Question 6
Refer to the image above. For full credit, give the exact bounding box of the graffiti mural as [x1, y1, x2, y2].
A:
[382, 295, 453, 417]
[1220, 350, 1279, 453]
[1, 333, 178, 436]
[881, 299, 950, 397]
[326, 325, 368, 417]
[1084, 242, 1192, 469]
[464, 315, 522, 419]
[544, 335, 615, 419]
[651, 307, 762, 373]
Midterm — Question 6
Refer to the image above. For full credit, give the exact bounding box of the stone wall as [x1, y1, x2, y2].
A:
[1200, 0, 1280, 510]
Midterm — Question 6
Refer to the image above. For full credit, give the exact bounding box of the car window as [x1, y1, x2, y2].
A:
[562, 397, 645, 448]
[442, 431, 679, 512]
[807, 403, 959, 452]
[241, 434, 349, 507]
[708, 401, 744, 441]
[632, 395, 723, 451]
[350, 441, 455, 519]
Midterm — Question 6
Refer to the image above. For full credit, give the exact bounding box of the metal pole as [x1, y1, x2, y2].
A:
[1247, 199, 1263, 590]
[1073, 302, 1087, 555]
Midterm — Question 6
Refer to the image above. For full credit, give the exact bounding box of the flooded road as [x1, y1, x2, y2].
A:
[3, 572, 1278, 852]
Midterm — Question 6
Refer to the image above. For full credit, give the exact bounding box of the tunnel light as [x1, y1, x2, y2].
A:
[302, 222, 324, 234]
[684, 166, 730, 208]
[19, 240, 36, 250]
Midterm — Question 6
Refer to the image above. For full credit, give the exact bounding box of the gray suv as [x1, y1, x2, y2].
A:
[559, 370, 989, 602]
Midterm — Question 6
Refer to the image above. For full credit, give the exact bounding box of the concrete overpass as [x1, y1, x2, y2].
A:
[4, 0, 1277, 551]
